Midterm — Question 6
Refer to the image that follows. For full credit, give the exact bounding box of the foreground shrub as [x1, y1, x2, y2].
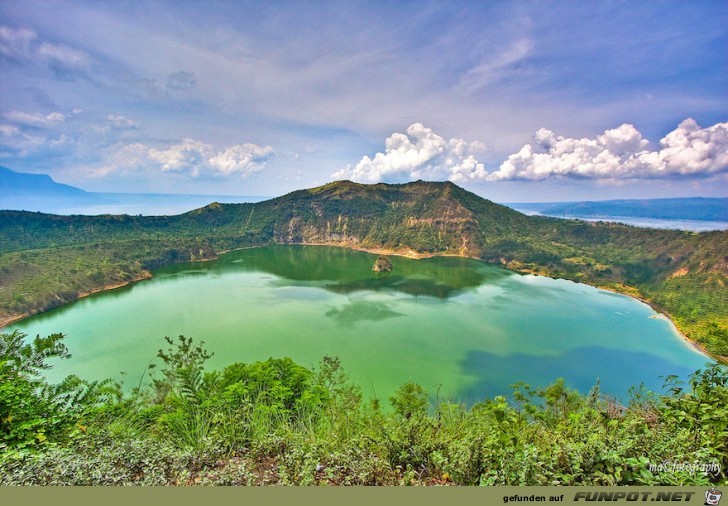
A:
[0, 433, 198, 485]
[1, 332, 725, 485]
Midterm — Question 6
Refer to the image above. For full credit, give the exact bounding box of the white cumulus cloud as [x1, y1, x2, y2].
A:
[337, 119, 728, 185]
[644, 119, 728, 177]
[147, 138, 210, 174]
[209, 144, 276, 175]
[333, 123, 488, 183]
[490, 119, 728, 181]
[145, 139, 274, 178]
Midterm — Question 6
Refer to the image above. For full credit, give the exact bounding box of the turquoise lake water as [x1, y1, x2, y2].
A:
[6, 245, 710, 403]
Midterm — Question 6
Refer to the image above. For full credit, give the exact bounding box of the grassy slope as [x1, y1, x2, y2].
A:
[1, 180, 726, 358]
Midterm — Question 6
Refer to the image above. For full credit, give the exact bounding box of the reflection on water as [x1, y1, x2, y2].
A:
[9, 245, 711, 402]
[458, 346, 708, 404]
[325, 301, 405, 326]
[157, 245, 500, 299]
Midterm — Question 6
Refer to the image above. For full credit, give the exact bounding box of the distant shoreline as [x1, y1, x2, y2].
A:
[521, 213, 728, 232]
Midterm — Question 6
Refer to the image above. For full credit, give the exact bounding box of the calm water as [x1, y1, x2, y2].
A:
[6, 245, 710, 403]
[509, 209, 728, 232]
[538, 214, 728, 232]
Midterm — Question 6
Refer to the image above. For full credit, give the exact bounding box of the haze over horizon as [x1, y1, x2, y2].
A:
[1, 1, 727, 202]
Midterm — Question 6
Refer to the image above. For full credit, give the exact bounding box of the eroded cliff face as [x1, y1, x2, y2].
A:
[269, 182, 487, 257]
[274, 214, 360, 246]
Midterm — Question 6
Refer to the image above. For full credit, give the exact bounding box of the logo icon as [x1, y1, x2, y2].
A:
[706, 488, 723, 506]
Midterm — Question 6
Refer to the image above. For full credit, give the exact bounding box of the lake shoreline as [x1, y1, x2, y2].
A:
[589, 285, 720, 362]
[284, 241, 721, 363]
[294, 241, 723, 364]
[510, 264, 720, 361]
[2, 242, 723, 365]
[0, 273, 152, 330]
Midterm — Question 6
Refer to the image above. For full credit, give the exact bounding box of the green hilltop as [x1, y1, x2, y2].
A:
[1, 180, 726, 359]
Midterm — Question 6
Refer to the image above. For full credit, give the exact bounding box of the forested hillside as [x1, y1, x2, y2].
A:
[1, 180, 726, 358]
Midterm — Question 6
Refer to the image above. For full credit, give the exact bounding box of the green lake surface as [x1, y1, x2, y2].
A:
[6, 245, 711, 403]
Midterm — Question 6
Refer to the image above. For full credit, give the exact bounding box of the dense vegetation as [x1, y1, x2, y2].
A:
[1, 180, 726, 358]
[1, 331, 725, 486]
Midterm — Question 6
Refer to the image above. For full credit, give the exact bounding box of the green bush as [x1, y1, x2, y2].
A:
[0, 330, 120, 454]
[2, 333, 725, 485]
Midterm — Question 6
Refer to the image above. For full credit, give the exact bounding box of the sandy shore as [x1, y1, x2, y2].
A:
[298, 240, 478, 261]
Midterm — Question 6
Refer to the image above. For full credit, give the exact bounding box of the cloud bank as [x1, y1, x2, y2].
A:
[130, 139, 275, 179]
[337, 120, 728, 184]
[333, 123, 488, 183]
[491, 119, 728, 181]
[0, 105, 274, 182]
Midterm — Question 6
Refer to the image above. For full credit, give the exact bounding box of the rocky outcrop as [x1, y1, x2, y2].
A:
[372, 255, 393, 272]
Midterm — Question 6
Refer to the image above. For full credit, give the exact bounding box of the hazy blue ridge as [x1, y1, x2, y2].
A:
[0, 167, 265, 215]
[0, 166, 106, 212]
[508, 198, 728, 221]
[0, 166, 89, 197]
[2, 166, 726, 229]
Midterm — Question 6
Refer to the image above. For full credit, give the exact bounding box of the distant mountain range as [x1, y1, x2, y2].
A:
[510, 198, 728, 222]
[0, 167, 263, 215]
[0, 166, 104, 210]
[2, 167, 725, 225]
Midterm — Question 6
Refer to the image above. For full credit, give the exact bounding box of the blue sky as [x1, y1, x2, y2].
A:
[1, 0, 726, 201]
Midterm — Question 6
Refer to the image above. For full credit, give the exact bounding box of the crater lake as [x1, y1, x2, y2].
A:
[5, 245, 711, 403]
